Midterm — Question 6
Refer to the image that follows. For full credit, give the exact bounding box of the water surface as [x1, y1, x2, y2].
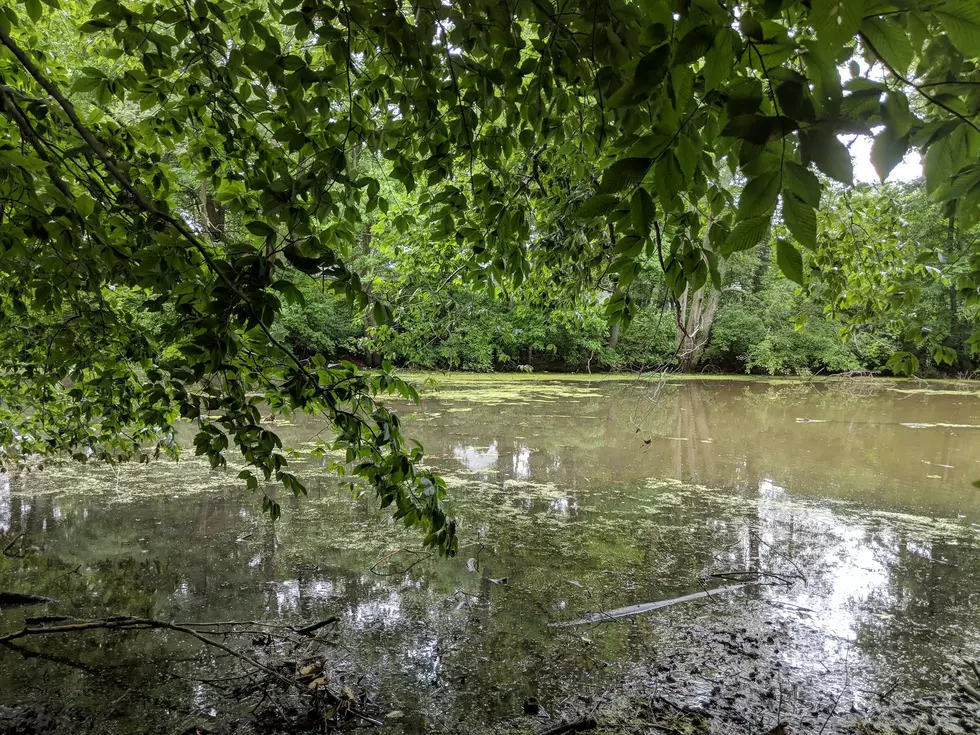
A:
[2, 376, 979, 733]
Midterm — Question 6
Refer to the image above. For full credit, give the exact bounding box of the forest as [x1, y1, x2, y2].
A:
[3, 0, 980, 732]
[268, 180, 980, 376]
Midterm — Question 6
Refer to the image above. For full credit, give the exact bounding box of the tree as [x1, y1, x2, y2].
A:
[2, 0, 980, 547]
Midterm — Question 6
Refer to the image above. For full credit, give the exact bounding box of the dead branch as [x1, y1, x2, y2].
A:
[0, 615, 383, 727]
[0, 591, 56, 608]
[294, 617, 339, 637]
[551, 583, 757, 627]
[2, 532, 24, 558]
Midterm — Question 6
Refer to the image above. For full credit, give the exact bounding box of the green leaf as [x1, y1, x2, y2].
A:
[674, 135, 699, 182]
[721, 115, 797, 145]
[883, 92, 914, 138]
[630, 188, 656, 236]
[576, 193, 619, 219]
[781, 192, 817, 251]
[810, 0, 864, 50]
[674, 25, 715, 65]
[885, 351, 920, 376]
[936, 0, 980, 58]
[75, 192, 96, 217]
[737, 171, 781, 220]
[598, 157, 651, 194]
[246, 221, 276, 237]
[776, 238, 804, 285]
[79, 18, 114, 31]
[705, 249, 722, 290]
[783, 162, 821, 207]
[372, 301, 391, 326]
[271, 279, 305, 306]
[726, 80, 764, 117]
[740, 14, 763, 41]
[871, 127, 909, 182]
[654, 152, 683, 210]
[25, 0, 42, 22]
[808, 133, 853, 184]
[72, 75, 102, 93]
[932, 345, 957, 366]
[860, 18, 914, 76]
[923, 124, 980, 194]
[703, 28, 734, 92]
[719, 214, 772, 256]
[633, 45, 671, 95]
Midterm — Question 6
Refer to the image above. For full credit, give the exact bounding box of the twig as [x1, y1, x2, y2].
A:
[2, 532, 24, 558]
[369, 547, 432, 576]
[294, 618, 339, 637]
[817, 646, 850, 735]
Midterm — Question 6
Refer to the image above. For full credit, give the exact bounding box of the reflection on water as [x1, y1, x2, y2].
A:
[1, 377, 980, 732]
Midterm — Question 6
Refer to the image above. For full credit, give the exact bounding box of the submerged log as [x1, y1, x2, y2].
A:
[550, 584, 753, 626]
[0, 591, 56, 609]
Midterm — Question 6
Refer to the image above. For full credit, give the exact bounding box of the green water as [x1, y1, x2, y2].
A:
[2, 376, 979, 733]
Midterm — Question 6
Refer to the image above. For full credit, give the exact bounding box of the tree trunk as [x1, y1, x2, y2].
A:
[199, 180, 224, 241]
[359, 223, 383, 368]
[607, 323, 621, 350]
[675, 283, 722, 371]
[672, 216, 725, 371]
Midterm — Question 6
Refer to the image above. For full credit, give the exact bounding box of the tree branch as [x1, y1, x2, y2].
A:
[0, 25, 314, 384]
[859, 31, 980, 137]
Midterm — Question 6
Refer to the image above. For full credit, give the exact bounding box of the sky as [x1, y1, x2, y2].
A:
[839, 57, 923, 185]
[847, 133, 924, 184]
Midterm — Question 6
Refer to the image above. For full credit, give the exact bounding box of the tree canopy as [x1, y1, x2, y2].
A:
[2, 0, 980, 552]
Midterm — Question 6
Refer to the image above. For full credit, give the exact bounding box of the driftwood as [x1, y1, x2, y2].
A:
[0, 591, 56, 609]
[550, 584, 753, 627]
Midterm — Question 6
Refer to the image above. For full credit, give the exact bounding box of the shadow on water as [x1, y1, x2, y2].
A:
[1, 377, 980, 733]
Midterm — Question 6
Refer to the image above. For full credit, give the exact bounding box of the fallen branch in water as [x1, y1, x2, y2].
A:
[294, 617, 339, 637]
[0, 591, 56, 608]
[0, 615, 383, 727]
[550, 584, 756, 627]
[709, 570, 799, 587]
[968, 659, 980, 687]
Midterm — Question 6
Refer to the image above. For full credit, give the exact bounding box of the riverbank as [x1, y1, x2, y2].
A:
[394, 369, 980, 388]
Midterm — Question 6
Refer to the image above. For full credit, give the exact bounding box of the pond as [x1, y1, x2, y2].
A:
[2, 375, 980, 734]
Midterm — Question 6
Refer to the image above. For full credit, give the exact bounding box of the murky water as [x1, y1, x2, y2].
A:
[2, 376, 980, 733]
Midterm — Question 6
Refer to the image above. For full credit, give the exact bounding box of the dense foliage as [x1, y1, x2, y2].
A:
[4, 0, 980, 548]
[267, 181, 974, 377]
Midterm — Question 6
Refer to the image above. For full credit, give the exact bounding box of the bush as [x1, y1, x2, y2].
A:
[611, 305, 678, 369]
[276, 278, 360, 357]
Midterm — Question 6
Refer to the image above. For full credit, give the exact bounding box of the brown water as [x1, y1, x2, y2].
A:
[2, 376, 980, 733]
